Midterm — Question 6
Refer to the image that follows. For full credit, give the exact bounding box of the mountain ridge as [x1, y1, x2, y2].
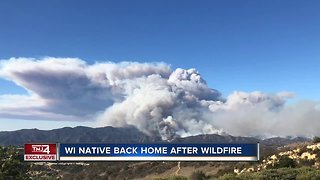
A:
[0, 126, 311, 146]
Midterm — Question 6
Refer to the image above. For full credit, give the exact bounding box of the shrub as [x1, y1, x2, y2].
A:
[271, 155, 296, 169]
[190, 170, 209, 180]
[296, 167, 320, 180]
[169, 175, 188, 180]
[216, 166, 320, 180]
[260, 168, 296, 179]
[0, 146, 30, 179]
[218, 173, 239, 180]
[153, 175, 188, 180]
[313, 136, 320, 143]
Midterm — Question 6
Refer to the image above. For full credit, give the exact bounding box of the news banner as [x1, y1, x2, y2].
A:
[24, 143, 259, 161]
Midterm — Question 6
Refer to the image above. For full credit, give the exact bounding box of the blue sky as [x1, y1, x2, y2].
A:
[0, 0, 319, 131]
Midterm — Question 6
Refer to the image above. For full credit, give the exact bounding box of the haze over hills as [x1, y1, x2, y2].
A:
[0, 126, 311, 146]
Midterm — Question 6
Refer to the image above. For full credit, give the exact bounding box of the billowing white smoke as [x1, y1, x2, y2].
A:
[0, 57, 319, 139]
[97, 68, 223, 140]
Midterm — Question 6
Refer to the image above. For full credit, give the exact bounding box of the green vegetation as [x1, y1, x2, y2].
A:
[154, 175, 188, 180]
[152, 170, 210, 180]
[190, 170, 210, 180]
[313, 136, 320, 143]
[267, 155, 297, 169]
[0, 146, 29, 179]
[217, 167, 320, 180]
[153, 167, 320, 180]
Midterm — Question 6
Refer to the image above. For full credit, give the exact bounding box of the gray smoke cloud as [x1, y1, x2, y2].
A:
[0, 57, 319, 139]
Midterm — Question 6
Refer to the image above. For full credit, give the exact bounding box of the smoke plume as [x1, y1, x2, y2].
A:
[0, 57, 319, 139]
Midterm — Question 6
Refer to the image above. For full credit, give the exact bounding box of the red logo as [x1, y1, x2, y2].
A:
[24, 143, 57, 161]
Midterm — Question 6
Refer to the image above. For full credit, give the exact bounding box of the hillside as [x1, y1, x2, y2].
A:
[215, 141, 320, 179]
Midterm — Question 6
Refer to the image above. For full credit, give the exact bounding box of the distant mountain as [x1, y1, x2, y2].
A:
[0, 126, 311, 146]
[172, 134, 259, 143]
[261, 136, 311, 147]
[0, 126, 161, 146]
